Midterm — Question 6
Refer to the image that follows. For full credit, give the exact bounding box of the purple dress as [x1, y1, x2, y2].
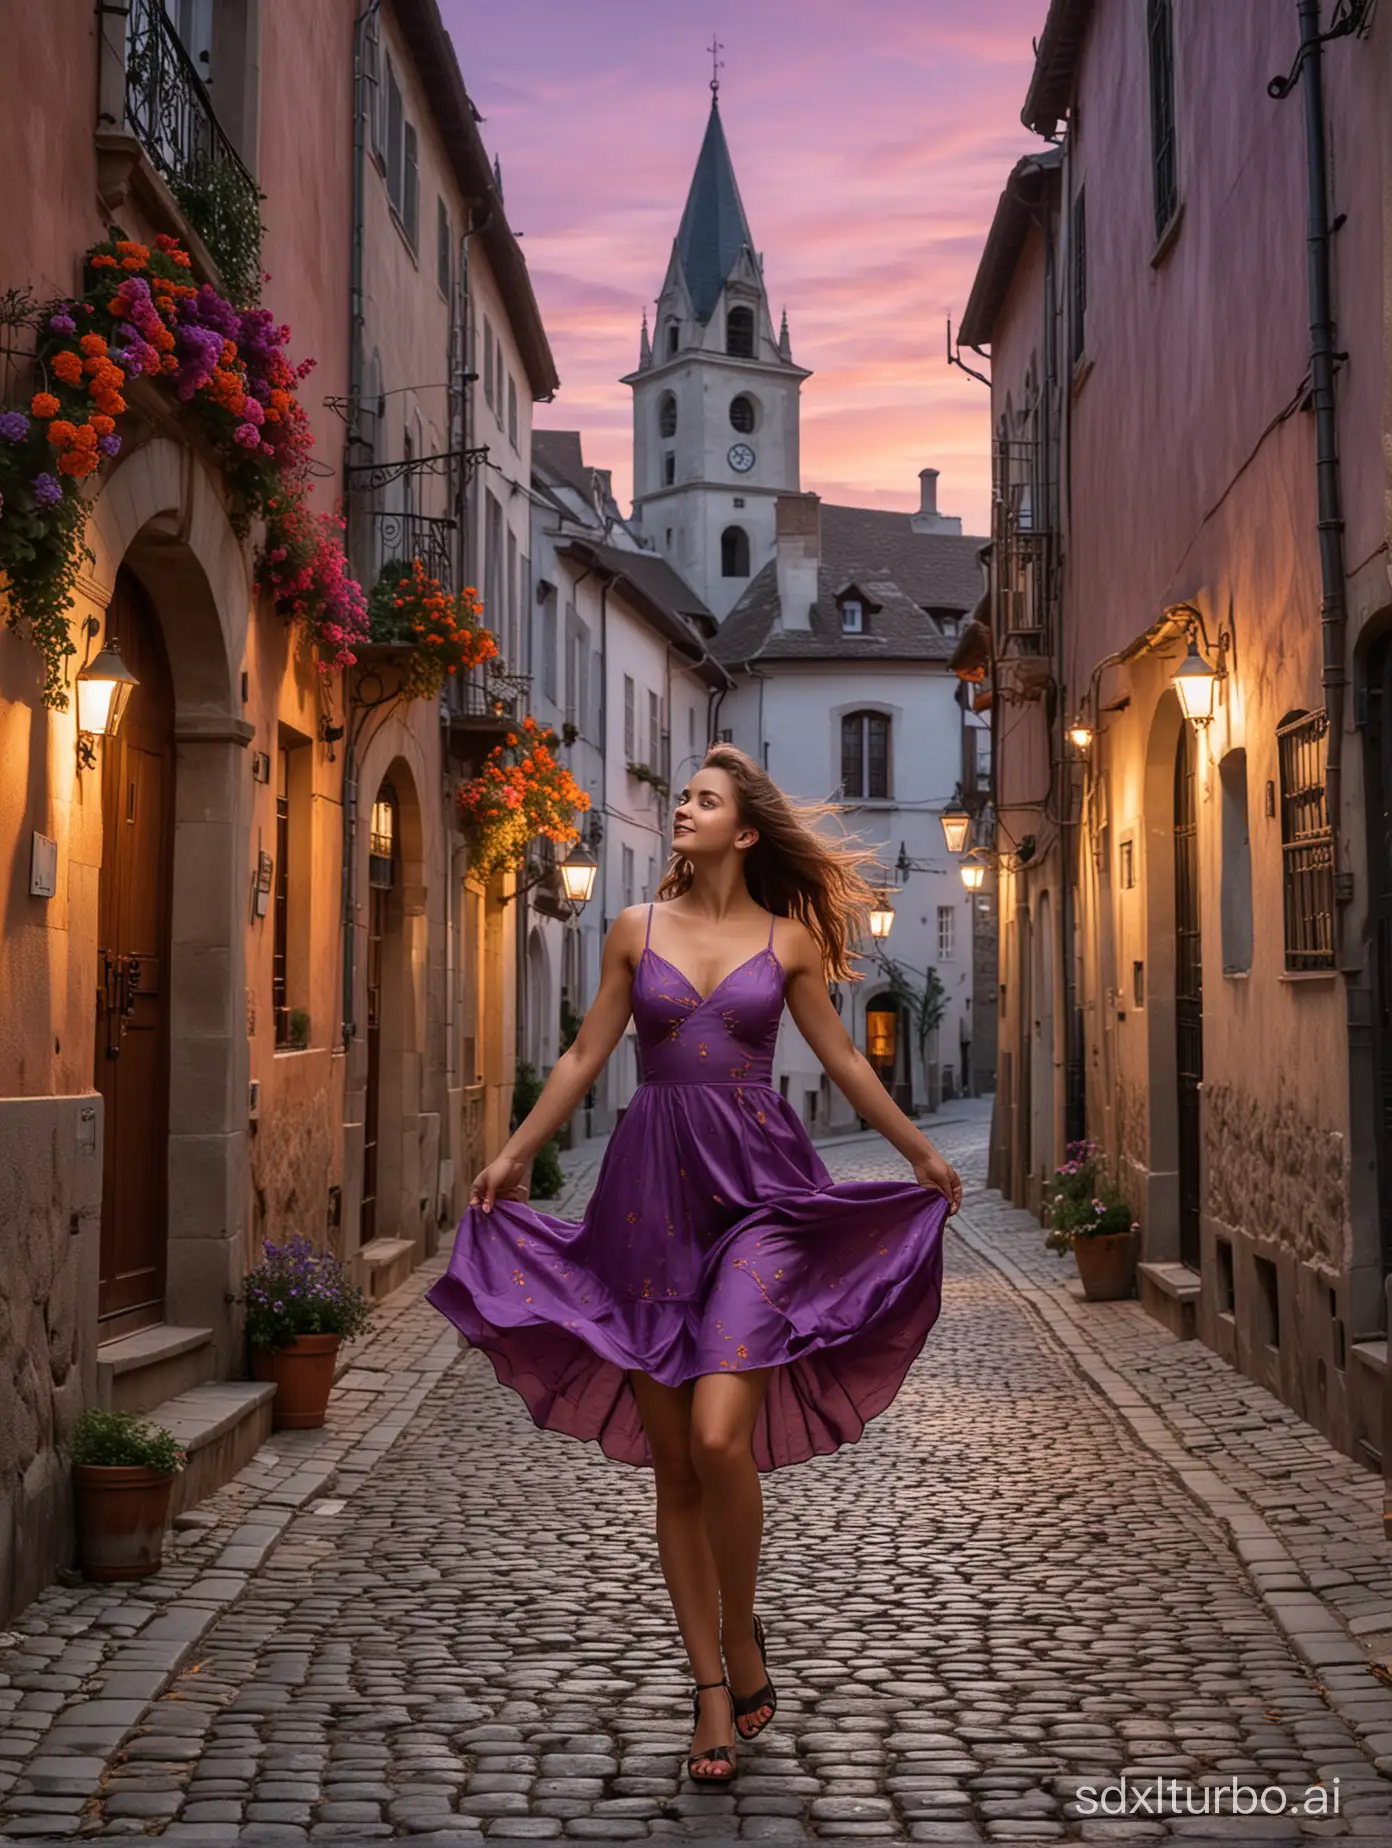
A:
[426, 901, 948, 1472]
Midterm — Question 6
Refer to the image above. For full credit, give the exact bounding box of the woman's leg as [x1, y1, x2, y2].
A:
[689, 1368, 776, 1738]
[629, 1370, 734, 1777]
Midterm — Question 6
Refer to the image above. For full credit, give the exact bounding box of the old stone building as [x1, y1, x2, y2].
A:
[0, 0, 555, 1620]
[963, 0, 1391, 1474]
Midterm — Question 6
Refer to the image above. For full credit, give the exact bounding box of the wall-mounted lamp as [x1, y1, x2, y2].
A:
[1067, 716, 1094, 751]
[1166, 602, 1231, 727]
[869, 893, 896, 938]
[557, 838, 598, 907]
[960, 852, 989, 892]
[939, 808, 972, 854]
[75, 623, 139, 769]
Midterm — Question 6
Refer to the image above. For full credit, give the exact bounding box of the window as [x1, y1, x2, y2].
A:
[720, 526, 750, 577]
[1277, 709, 1335, 970]
[1071, 187, 1087, 363]
[384, 57, 404, 210]
[729, 394, 755, 433]
[1119, 838, 1135, 888]
[437, 197, 451, 297]
[841, 711, 889, 799]
[402, 122, 419, 246]
[688, 705, 696, 756]
[841, 598, 863, 633]
[563, 602, 578, 725]
[483, 319, 495, 408]
[541, 590, 557, 703]
[590, 646, 602, 739]
[937, 905, 956, 962]
[666, 322, 679, 357]
[365, 13, 382, 152]
[645, 856, 656, 903]
[508, 374, 518, 449]
[484, 491, 503, 642]
[506, 527, 518, 666]
[663, 452, 675, 487]
[726, 305, 754, 357]
[622, 844, 635, 910]
[648, 688, 661, 772]
[623, 674, 635, 758]
[658, 392, 677, 438]
[1219, 749, 1253, 975]
[273, 747, 291, 1045]
[1147, 0, 1178, 239]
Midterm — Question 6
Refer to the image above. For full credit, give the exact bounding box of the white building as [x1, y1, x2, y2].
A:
[622, 92, 992, 1126]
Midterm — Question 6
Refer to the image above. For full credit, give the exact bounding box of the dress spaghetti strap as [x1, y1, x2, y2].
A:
[767, 908, 776, 949]
[646, 902, 654, 948]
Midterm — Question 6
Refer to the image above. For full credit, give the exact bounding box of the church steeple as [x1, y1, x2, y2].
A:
[674, 98, 756, 324]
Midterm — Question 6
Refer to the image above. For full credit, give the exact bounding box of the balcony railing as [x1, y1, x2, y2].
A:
[118, 0, 263, 302]
[353, 507, 457, 596]
[990, 436, 1058, 651]
[448, 663, 532, 727]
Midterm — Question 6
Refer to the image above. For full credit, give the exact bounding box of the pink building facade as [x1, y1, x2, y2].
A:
[962, 0, 1392, 1483]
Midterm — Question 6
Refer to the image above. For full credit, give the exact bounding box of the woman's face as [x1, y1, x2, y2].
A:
[671, 767, 755, 860]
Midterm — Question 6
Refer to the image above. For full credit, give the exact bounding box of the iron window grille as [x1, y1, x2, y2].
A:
[1277, 708, 1335, 971]
[990, 434, 1057, 650]
[1147, 0, 1178, 239]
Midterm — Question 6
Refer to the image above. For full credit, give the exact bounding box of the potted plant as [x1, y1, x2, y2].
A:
[69, 1409, 186, 1581]
[287, 1007, 311, 1050]
[1043, 1139, 1140, 1301]
[242, 1234, 373, 1428]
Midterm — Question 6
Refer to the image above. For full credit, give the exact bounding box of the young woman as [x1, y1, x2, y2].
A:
[428, 744, 960, 1783]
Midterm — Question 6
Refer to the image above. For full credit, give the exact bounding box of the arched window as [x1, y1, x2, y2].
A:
[658, 393, 677, 438]
[666, 322, 679, 357]
[720, 526, 750, 578]
[729, 394, 755, 433]
[726, 305, 754, 357]
[841, 710, 890, 799]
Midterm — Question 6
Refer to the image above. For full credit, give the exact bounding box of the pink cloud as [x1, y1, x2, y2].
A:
[442, 0, 1048, 532]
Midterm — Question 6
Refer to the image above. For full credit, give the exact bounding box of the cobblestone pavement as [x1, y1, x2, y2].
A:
[4, 1103, 1392, 1844]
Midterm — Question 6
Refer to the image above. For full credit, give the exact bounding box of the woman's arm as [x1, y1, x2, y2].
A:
[782, 917, 962, 1211]
[495, 906, 646, 1167]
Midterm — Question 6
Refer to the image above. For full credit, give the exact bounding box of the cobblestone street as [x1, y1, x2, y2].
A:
[5, 1104, 1392, 1844]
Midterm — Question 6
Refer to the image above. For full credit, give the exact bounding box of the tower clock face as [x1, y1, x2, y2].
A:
[727, 442, 756, 474]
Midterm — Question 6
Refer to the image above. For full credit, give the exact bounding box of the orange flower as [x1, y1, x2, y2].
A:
[171, 251, 192, 268]
[58, 449, 98, 477]
[46, 420, 77, 449]
[51, 350, 84, 385]
[79, 333, 108, 358]
[90, 414, 115, 437]
[31, 392, 59, 418]
[89, 253, 118, 269]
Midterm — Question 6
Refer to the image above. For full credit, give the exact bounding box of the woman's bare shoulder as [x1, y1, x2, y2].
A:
[773, 912, 821, 977]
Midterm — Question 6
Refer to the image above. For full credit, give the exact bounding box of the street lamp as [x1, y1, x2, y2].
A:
[869, 893, 896, 938]
[1067, 716, 1093, 751]
[960, 852, 988, 892]
[557, 838, 598, 908]
[1172, 636, 1219, 725]
[75, 631, 139, 770]
[939, 807, 972, 855]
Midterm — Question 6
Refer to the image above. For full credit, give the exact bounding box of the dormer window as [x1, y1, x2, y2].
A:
[841, 598, 863, 633]
[726, 305, 755, 357]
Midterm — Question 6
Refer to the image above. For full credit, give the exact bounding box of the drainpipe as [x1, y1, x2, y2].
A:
[340, 0, 382, 1050]
[1274, 0, 1351, 969]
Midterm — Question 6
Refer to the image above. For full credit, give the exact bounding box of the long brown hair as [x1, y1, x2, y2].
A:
[654, 743, 888, 983]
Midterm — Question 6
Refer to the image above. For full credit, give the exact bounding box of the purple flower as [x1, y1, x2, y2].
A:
[98, 432, 122, 458]
[0, 411, 29, 443]
[49, 311, 77, 335]
[233, 421, 261, 448]
[32, 473, 62, 507]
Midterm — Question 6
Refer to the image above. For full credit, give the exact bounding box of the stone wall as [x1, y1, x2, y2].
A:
[0, 1095, 103, 1625]
[1203, 1081, 1348, 1270]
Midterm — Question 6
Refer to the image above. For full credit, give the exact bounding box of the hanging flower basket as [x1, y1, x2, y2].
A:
[366, 558, 499, 699]
[0, 228, 365, 706]
[456, 714, 591, 882]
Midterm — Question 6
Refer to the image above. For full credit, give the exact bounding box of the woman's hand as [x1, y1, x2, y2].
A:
[912, 1146, 962, 1216]
[470, 1153, 531, 1214]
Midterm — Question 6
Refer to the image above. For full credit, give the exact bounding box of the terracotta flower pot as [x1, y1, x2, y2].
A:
[72, 1464, 175, 1581]
[251, 1331, 342, 1428]
[1073, 1229, 1138, 1301]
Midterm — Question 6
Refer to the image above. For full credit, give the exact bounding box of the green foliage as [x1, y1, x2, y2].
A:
[512, 1058, 563, 1200]
[287, 1008, 310, 1049]
[168, 154, 266, 308]
[626, 761, 669, 797]
[70, 1408, 185, 1475]
[877, 957, 948, 1075]
[366, 558, 417, 640]
[240, 1233, 373, 1352]
[1042, 1139, 1140, 1252]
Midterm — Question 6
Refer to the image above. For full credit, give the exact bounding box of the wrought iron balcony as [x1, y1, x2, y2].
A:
[990, 435, 1058, 651]
[111, 0, 263, 303]
[448, 662, 532, 728]
[354, 508, 457, 595]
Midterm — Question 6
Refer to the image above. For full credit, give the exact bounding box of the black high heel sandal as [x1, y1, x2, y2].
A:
[730, 1612, 778, 1740]
[686, 1677, 738, 1784]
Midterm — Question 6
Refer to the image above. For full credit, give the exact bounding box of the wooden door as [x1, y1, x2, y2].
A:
[1173, 722, 1203, 1271]
[96, 568, 175, 1335]
[360, 882, 386, 1246]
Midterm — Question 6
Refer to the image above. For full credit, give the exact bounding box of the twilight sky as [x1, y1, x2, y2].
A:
[439, 0, 1049, 537]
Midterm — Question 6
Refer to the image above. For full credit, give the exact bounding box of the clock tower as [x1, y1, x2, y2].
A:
[623, 87, 811, 619]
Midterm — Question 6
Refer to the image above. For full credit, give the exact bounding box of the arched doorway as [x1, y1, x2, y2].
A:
[1174, 721, 1203, 1269]
[360, 780, 399, 1247]
[95, 567, 175, 1337]
[865, 992, 904, 1104]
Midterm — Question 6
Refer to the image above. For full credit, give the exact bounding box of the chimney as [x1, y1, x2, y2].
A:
[910, 466, 963, 535]
[775, 493, 821, 630]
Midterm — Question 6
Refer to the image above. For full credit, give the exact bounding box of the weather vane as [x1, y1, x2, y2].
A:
[708, 34, 724, 99]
